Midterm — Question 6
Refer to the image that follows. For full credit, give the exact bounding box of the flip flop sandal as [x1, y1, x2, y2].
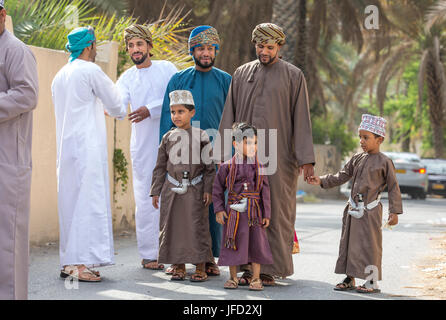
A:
[190, 270, 208, 282]
[142, 259, 165, 270]
[356, 284, 381, 294]
[334, 277, 356, 291]
[224, 279, 239, 290]
[260, 273, 276, 286]
[238, 271, 253, 286]
[249, 278, 264, 291]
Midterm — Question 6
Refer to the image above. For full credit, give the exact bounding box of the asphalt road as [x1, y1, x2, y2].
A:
[28, 196, 446, 300]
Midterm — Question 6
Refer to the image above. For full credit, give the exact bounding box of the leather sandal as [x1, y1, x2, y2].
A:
[334, 277, 356, 291]
[224, 279, 239, 289]
[142, 259, 164, 270]
[171, 265, 186, 281]
[237, 271, 253, 286]
[249, 278, 264, 291]
[60, 265, 101, 282]
[190, 269, 208, 282]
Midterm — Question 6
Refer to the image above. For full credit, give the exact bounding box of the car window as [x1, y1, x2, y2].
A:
[424, 161, 446, 174]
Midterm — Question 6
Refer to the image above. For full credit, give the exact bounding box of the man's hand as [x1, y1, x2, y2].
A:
[388, 213, 399, 226]
[216, 211, 228, 225]
[299, 163, 314, 182]
[129, 106, 150, 123]
[203, 192, 212, 206]
[262, 218, 270, 228]
[152, 196, 159, 209]
[307, 176, 321, 185]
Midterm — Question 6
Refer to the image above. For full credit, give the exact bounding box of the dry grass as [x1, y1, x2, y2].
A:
[415, 234, 446, 299]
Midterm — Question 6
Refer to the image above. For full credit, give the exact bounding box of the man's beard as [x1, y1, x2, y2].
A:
[195, 56, 215, 69]
[257, 53, 277, 66]
[131, 52, 148, 65]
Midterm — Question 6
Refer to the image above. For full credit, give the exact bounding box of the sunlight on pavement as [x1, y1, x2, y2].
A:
[97, 289, 165, 300]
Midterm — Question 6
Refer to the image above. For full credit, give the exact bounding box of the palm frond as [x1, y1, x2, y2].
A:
[7, 0, 193, 72]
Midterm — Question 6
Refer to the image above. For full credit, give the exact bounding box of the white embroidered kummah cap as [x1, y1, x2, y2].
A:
[0, 0, 4, 8]
[169, 90, 195, 107]
[358, 114, 387, 137]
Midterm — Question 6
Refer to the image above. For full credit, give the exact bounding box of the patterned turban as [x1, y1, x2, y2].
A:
[169, 90, 195, 107]
[188, 26, 220, 54]
[252, 23, 286, 46]
[124, 24, 153, 47]
[358, 114, 387, 138]
[65, 26, 96, 62]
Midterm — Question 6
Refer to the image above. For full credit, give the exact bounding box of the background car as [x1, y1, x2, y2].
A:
[421, 158, 446, 197]
[383, 152, 428, 199]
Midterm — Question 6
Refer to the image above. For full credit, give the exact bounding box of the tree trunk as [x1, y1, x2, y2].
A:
[272, 0, 299, 63]
[293, 0, 308, 77]
[426, 50, 445, 158]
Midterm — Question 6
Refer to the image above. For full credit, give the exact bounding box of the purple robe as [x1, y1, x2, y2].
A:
[213, 160, 273, 266]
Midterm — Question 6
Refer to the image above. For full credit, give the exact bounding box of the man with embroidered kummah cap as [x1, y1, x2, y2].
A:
[117, 24, 177, 271]
[0, 0, 39, 299]
[218, 23, 315, 286]
[308, 114, 402, 294]
[151, 90, 215, 282]
[51, 26, 126, 282]
[160, 25, 232, 277]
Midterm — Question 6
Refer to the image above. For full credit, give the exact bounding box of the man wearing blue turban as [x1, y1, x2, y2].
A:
[160, 26, 231, 277]
[51, 26, 127, 282]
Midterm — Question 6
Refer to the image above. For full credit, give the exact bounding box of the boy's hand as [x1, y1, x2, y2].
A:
[262, 218, 270, 228]
[307, 176, 321, 185]
[388, 213, 398, 226]
[152, 196, 159, 209]
[216, 211, 228, 225]
[203, 192, 212, 206]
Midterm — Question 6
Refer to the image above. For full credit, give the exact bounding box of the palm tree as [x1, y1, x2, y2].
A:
[86, 0, 127, 15]
[271, 0, 392, 115]
[369, 0, 446, 158]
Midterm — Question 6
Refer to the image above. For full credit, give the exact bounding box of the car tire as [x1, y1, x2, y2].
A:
[418, 191, 427, 200]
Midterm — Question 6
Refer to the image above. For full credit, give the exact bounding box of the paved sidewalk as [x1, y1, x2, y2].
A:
[28, 198, 446, 300]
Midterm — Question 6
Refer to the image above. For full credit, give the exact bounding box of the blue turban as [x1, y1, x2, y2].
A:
[188, 26, 220, 55]
[65, 27, 96, 62]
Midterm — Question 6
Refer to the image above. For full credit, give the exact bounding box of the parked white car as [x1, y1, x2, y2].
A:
[383, 152, 428, 199]
[421, 158, 446, 197]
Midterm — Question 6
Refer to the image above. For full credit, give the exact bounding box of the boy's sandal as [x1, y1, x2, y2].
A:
[205, 262, 220, 276]
[171, 267, 186, 281]
[165, 264, 178, 275]
[60, 265, 101, 282]
[142, 259, 165, 270]
[224, 279, 239, 289]
[334, 277, 356, 291]
[356, 284, 381, 294]
[249, 278, 264, 291]
[260, 273, 276, 286]
[190, 269, 208, 282]
[237, 271, 253, 286]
